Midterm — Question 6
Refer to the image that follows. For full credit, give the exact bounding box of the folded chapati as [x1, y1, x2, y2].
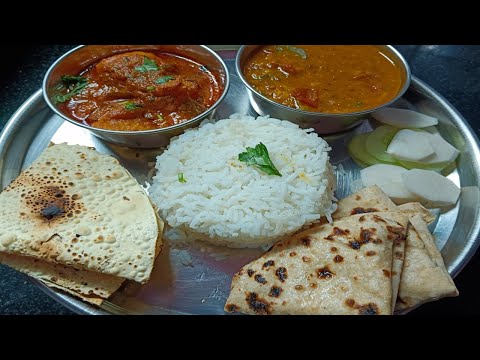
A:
[333, 186, 397, 220]
[332, 186, 457, 312]
[334, 186, 406, 312]
[335, 187, 435, 225]
[397, 202, 436, 224]
[395, 214, 458, 311]
[225, 212, 408, 315]
[0, 143, 164, 304]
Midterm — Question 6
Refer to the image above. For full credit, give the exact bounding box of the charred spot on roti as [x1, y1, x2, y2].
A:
[330, 247, 338, 253]
[383, 269, 391, 278]
[225, 304, 239, 313]
[350, 227, 378, 249]
[301, 237, 312, 247]
[309, 283, 318, 289]
[289, 251, 297, 257]
[359, 215, 366, 222]
[324, 227, 350, 240]
[349, 241, 361, 250]
[372, 215, 387, 223]
[295, 285, 304, 291]
[302, 256, 311, 262]
[351, 207, 378, 215]
[335, 227, 350, 235]
[247, 269, 255, 277]
[366, 251, 377, 256]
[317, 265, 335, 279]
[358, 304, 378, 315]
[334, 255, 344, 263]
[262, 260, 275, 269]
[269, 286, 283, 298]
[355, 195, 361, 200]
[246, 292, 271, 315]
[345, 298, 379, 315]
[255, 274, 267, 284]
[360, 228, 376, 242]
[394, 251, 404, 260]
[275, 267, 288, 282]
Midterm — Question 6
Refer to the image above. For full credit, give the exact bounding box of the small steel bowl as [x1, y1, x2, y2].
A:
[43, 45, 230, 148]
[236, 45, 411, 134]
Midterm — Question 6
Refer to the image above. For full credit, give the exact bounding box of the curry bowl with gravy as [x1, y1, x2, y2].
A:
[43, 45, 230, 148]
[236, 45, 411, 134]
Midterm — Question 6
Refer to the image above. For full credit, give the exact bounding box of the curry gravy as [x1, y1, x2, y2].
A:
[244, 45, 403, 113]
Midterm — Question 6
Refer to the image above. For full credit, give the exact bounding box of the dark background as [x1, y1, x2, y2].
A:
[0, 45, 479, 315]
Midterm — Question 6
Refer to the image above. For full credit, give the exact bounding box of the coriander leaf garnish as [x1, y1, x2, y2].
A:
[52, 75, 88, 104]
[146, 86, 156, 91]
[238, 143, 282, 176]
[135, 56, 159, 72]
[155, 75, 175, 84]
[61, 75, 86, 84]
[178, 173, 187, 183]
[275, 45, 307, 60]
[123, 102, 142, 110]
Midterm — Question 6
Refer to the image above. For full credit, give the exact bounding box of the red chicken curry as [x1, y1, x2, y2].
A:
[54, 51, 222, 131]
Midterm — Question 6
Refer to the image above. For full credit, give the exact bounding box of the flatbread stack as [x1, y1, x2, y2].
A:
[225, 186, 458, 315]
[0, 144, 164, 305]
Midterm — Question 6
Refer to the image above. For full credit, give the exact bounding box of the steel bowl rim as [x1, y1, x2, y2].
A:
[235, 44, 412, 118]
[42, 44, 230, 137]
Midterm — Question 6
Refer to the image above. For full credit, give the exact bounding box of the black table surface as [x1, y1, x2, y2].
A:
[0, 45, 479, 315]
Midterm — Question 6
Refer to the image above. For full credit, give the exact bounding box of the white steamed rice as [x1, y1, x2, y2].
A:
[149, 114, 337, 248]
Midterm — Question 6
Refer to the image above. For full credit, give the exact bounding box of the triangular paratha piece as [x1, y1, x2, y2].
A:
[333, 186, 397, 220]
[395, 214, 458, 311]
[333, 186, 405, 312]
[331, 186, 456, 311]
[397, 202, 436, 224]
[225, 212, 408, 315]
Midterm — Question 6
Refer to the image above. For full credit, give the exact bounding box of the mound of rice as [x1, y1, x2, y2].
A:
[149, 114, 336, 248]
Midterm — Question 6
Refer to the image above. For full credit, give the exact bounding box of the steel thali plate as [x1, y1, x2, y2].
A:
[1, 46, 479, 315]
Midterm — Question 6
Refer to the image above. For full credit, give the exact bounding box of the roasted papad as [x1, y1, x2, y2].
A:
[0, 144, 164, 304]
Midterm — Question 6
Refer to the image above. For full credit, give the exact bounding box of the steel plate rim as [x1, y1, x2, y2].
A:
[411, 76, 480, 278]
[1, 73, 479, 315]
